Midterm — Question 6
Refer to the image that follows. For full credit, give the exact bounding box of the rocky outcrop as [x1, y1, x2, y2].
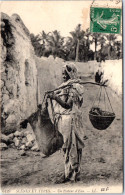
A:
[1, 124, 39, 152]
[1, 13, 38, 133]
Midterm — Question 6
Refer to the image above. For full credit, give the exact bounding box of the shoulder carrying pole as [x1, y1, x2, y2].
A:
[45, 80, 108, 94]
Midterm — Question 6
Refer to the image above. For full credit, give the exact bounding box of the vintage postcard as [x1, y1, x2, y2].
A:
[0, 0, 123, 194]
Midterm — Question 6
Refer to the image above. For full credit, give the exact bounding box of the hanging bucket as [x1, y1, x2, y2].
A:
[89, 85, 115, 130]
[89, 108, 115, 130]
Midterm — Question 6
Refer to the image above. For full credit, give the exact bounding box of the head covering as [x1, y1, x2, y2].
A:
[62, 63, 77, 79]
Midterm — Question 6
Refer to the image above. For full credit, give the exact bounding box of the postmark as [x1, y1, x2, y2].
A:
[90, 7, 122, 34]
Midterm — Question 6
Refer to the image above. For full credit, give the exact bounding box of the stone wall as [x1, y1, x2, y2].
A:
[1, 13, 38, 133]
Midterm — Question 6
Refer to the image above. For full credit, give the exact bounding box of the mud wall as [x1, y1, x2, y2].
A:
[36, 58, 122, 102]
[1, 13, 38, 133]
[35, 56, 63, 104]
[100, 60, 122, 97]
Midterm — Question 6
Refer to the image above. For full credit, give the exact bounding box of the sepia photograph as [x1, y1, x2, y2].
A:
[0, 0, 123, 193]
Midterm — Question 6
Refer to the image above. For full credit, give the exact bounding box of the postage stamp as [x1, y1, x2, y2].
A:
[90, 7, 122, 34]
[0, 0, 123, 194]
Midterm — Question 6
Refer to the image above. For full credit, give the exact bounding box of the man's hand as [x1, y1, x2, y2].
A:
[47, 92, 56, 100]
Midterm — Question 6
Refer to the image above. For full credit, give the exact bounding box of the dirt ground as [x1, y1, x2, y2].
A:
[1, 77, 123, 190]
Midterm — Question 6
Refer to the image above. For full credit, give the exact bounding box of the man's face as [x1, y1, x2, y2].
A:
[62, 69, 70, 82]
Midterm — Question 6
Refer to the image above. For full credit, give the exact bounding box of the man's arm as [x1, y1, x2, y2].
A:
[47, 93, 73, 109]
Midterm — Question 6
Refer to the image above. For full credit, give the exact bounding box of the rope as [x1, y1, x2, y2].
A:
[50, 99, 55, 123]
[104, 87, 114, 113]
[49, 99, 61, 138]
[92, 86, 101, 108]
[104, 87, 106, 111]
[97, 86, 102, 107]
[91, 84, 114, 114]
[41, 93, 47, 109]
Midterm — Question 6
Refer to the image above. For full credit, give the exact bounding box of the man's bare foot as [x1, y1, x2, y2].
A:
[55, 176, 70, 184]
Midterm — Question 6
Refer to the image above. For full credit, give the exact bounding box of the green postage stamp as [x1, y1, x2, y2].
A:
[90, 7, 122, 34]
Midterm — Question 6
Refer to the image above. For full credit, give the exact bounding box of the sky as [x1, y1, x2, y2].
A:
[1, 1, 93, 37]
